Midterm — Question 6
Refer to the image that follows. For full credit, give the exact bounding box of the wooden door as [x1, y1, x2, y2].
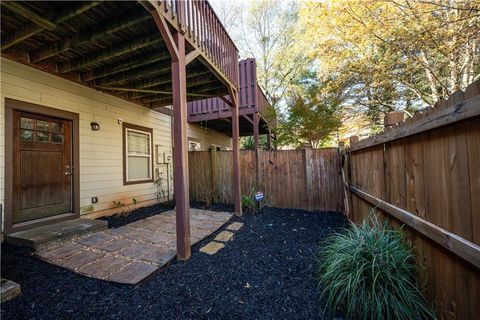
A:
[12, 111, 73, 224]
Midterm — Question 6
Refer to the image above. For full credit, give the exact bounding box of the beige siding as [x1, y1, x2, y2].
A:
[188, 123, 232, 151]
[0, 58, 231, 227]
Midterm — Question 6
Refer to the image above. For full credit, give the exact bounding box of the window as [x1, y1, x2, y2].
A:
[189, 140, 201, 151]
[123, 123, 153, 184]
[20, 115, 64, 144]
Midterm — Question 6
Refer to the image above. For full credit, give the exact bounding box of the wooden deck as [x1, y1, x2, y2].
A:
[0, 1, 239, 108]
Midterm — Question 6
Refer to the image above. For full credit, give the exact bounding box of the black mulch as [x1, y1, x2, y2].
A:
[1, 205, 348, 320]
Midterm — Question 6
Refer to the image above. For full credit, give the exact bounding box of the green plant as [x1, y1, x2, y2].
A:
[154, 168, 169, 201]
[112, 200, 124, 208]
[132, 198, 138, 205]
[316, 214, 435, 320]
[241, 194, 256, 212]
[241, 186, 266, 213]
[197, 173, 215, 207]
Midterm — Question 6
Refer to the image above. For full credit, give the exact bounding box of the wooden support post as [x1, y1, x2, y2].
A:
[153, 5, 190, 260]
[229, 86, 242, 216]
[171, 31, 191, 260]
[253, 112, 260, 188]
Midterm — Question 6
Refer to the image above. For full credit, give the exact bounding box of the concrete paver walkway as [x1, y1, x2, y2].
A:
[35, 209, 233, 284]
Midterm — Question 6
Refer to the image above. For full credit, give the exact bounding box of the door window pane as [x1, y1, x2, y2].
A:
[36, 120, 50, 132]
[20, 130, 34, 141]
[36, 131, 49, 142]
[52, 133, 64, 144]
[51, 122, 63, 133]
[20, 118, 35, 130]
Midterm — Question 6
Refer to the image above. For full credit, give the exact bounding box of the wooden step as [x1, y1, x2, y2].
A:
[5, 218, 108, 249]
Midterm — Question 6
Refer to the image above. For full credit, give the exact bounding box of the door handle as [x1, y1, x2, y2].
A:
[65, 165, 73, 176]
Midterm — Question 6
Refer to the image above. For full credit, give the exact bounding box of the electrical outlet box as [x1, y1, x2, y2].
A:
[91, 196, 98, 204]
[156, 145, 172, 164]
[163, 152, 172, 163]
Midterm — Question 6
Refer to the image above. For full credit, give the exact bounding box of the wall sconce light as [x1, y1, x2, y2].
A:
[90, 121, 100, 131]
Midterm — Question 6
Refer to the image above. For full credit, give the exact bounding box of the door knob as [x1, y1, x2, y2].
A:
[65, 165, 73, 176]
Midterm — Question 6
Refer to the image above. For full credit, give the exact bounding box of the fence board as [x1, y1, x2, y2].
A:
[345, 86, 480, 319]
[189, 148, 343, 212]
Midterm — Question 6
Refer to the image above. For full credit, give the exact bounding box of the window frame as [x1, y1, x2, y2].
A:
[122, 123, 154, 185]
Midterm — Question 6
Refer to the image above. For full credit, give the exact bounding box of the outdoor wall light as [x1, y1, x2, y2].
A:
[90, 121, 100, 131]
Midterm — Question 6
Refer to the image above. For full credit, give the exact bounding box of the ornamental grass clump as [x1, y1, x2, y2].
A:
[316, 215, 435, 320]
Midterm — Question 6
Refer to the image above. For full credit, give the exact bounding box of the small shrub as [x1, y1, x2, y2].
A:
[154, 168, 169, 201]
[241, 194, 256, 212]
[316, 214, 435, 320]
[112, 200, 124, 208]
[241, 186, 265, 213]
[197, 174, 215, 207]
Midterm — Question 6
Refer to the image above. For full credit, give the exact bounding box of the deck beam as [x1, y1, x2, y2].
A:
[1, 1, 100, 50]
[59, 34, 163, 73]
[82, 53, 170, 82]
[31, 8, 150, 62]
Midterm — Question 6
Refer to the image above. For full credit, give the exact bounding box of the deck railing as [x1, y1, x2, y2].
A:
[188, 59, 271, 119]
[156, 0, 239, 87]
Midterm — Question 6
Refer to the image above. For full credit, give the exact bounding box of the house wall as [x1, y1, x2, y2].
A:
[188, 125, 231, 151]
[0, 58, 232, 230]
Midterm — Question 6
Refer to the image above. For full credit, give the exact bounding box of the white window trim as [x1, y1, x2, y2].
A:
[189, 139, 201, 151]
[125, 127, 152, 183]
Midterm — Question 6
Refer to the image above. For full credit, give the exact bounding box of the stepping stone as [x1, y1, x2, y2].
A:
[78, 255, 128, 279]
[92, 238, 133, 253]
[214, 231, 234, 242]
[107, 261, 158, 285]
[60, 250, 104, 271]
[140, 247, 176, 265]
[36, 243, 86, 262]
[124, 229, 175, 246]
[1, 278, 21, 303]
[104, 225, 137, 236]
[226, 222, 244, 231]
[77, 232, 115, 247]
[190, 228, 212, 239]
[199, 241, 224, 255]
[118, 243, 157, 260]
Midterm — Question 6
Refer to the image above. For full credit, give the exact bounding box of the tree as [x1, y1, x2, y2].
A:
[278, 77, 343, 149]
[240, 136, 270, 150]
[211, 0, 310, 148]
[211, 0, 308, 108]
[298, 0, 480, 125]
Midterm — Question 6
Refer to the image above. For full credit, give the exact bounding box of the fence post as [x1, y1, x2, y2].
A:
[255, 148, 262, 191]
[384, 111, 404, 128]
[304, 148, 314, 211]
[210, 147, 217, 203]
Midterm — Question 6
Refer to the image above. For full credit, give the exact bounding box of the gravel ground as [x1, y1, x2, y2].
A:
[1, 204, 347, 320]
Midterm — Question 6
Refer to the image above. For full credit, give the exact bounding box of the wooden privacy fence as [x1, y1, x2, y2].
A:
[342, 81, 480, 319]
[189, 149, 343, 212]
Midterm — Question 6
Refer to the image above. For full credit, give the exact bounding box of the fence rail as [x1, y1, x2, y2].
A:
[343, 80, 480, 319]
[189, 149, 344, 212]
